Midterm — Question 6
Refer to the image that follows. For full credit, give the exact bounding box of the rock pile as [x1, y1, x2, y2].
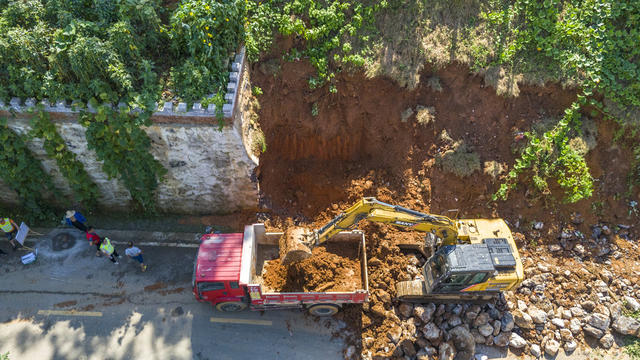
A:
[503, 220, 640, 358]
[360, 299, 517, 360]
[352, 221, 639, 360]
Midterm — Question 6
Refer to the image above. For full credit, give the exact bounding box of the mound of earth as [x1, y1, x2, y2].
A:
[264, 243, 362, 293]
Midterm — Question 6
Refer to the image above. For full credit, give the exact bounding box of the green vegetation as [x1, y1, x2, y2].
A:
[2, 0, 640, 215]
[493, 102, 594, 203]
[29, 109, 100, 208]
[0, 0, 246, 213]
[0, 118, 55, 221]
[625, 336, 640, 360]
[437, 141, 481, 178]
[243, 0, 639, 203]
[245, 0, 386, 89]
[81, 106, 166, 212]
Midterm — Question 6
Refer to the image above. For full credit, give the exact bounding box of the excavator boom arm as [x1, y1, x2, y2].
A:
[313, 197, 459, 245]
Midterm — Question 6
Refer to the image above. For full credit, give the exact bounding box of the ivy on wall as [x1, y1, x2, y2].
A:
[0, 117, 55, 220]
[28, 109, 100, 209]
[81, 106, 167, 213]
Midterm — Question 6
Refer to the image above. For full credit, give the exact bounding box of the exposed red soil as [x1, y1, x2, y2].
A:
[251, 53, 640, 358]
[264, 243, 362, 292]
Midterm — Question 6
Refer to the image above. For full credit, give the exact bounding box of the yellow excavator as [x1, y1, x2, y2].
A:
[283, 197, 524, 303]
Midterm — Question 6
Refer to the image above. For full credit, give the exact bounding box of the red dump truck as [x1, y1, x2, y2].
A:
[192, 223, 370, 316]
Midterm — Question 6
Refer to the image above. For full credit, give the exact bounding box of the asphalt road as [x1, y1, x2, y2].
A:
[0, 229, 346, 360]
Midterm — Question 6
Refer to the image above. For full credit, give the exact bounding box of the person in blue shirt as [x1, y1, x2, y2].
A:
[65, 210, 88, 232]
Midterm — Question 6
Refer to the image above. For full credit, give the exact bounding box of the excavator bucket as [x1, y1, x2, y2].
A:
[279, 227, 313, 266]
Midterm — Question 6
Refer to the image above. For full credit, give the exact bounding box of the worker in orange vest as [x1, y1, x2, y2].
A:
[1, 217, 21, 251]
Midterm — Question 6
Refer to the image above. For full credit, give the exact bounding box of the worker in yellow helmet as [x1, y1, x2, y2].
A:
[1, 217, 20, 252]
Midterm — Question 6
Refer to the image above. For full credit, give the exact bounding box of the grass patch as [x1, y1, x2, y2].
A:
[426, 76, 443, 92]
[436, 134, 481, 178]
[624, 336, 640, 360]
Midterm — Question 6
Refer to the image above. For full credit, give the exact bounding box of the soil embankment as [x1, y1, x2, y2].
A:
[252, 55, 640, 359]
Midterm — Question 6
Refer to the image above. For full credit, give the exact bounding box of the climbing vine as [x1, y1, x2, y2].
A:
[0, 118, 55, 221]
[493, 100, 594, 203]
[81, 106, 166, 213]
[28, 108, 100, 209]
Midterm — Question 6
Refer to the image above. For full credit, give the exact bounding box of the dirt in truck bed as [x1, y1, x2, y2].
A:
[264, 242, 362, 293]
[252, 51, 640, 359]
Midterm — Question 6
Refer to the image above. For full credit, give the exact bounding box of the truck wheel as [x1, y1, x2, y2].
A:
[216, 301, 247, 312]
[307, 304, 340, 316]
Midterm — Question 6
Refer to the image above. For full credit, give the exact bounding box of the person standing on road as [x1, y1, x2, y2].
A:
[100, 237, 120, 264]
[65, 210, 88, 233]
[125, 241, 147, 272]
[1, 217, 21, 251]
[86, 226, 103, 257]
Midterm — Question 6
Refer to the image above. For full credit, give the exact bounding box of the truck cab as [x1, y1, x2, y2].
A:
[193, 232, 249, 311]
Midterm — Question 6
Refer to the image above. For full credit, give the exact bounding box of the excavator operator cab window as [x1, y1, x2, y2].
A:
[468, 272, 488, 285]
[435, 272, 489, 293]
[446, 273, 471, 284]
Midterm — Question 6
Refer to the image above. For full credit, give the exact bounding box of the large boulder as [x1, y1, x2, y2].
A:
[423, 322, 443, 343]
[439, 342, 456, 360]
[530, 344, 541, 358]
[494, 332, 510, 347]
[414, 303, 437, 323]
[544, 339, 560, 356]
[587, 313, 611, 331]
[450, 325, 475, 360]
[612, 315, 640, 336]
[399, 339, 416, 357]
[625, 296, 640, 312]
[473, 312, 490, 327]
[583, 324, 605, 339]
[564, 340, 578, 353]
[398, 302, 413, 318]
[513, 310, 535, 329]
[509, 333, 527, 349]
[528, 307, 547, 324]
[478, 324, 494, 337]
[600, 333, 615, 349]
[501, 313, 515, 332]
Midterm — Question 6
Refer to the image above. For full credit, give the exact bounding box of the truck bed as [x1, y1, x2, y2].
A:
[254, 241, 363, 293]
[240, 224, 369, 305]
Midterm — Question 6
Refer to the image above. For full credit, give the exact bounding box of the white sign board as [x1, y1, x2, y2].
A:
[15, 222, 29, 245]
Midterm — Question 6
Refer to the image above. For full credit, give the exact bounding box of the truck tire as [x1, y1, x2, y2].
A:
[216, 301, 247, 312]
[307, 304, 340, 316]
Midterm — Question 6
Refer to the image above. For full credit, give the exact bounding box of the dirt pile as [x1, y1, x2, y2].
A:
[264, 243, 362, 293]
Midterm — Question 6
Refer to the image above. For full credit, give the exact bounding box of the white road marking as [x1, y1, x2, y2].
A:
[110, 241, 199, 248]
[38, 310, 103, 317]
[210, 317, 272, 326]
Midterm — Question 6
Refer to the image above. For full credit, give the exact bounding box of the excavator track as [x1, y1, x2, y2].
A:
[396, 280, 497, 305]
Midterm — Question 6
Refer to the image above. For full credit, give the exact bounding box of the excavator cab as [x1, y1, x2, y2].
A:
[398, 237, 523, 303]
[424, 245, 495, 294]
